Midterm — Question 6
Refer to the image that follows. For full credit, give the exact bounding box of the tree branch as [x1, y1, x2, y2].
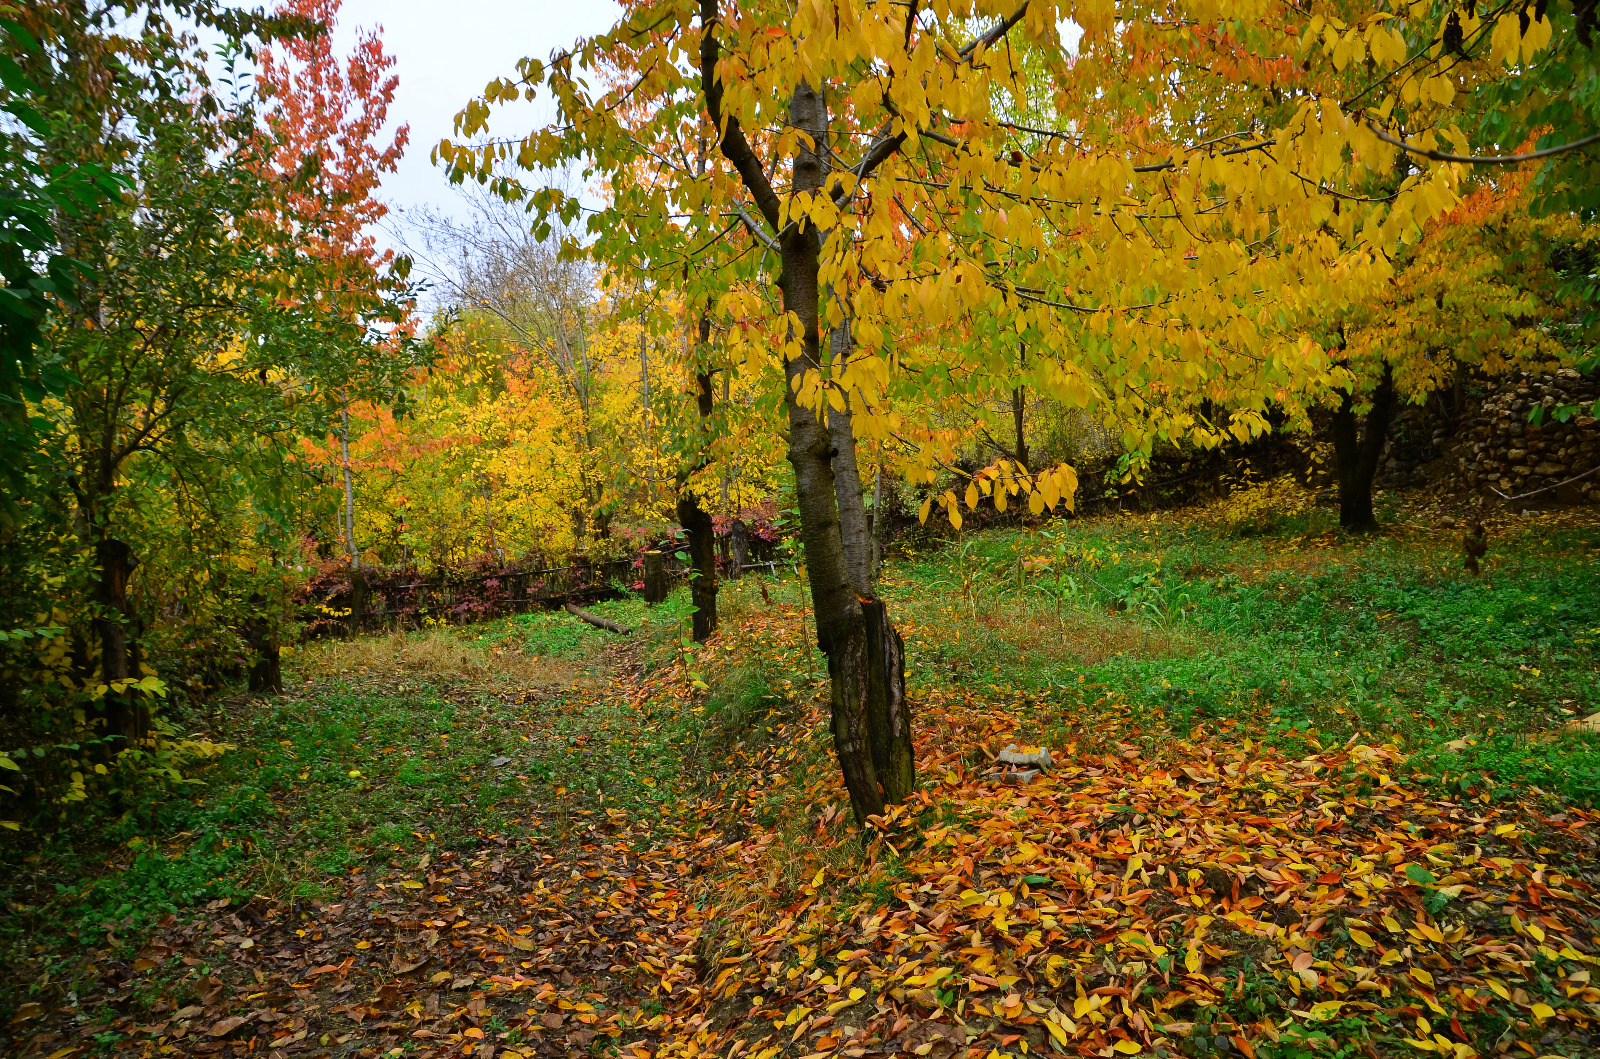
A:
[699, 0, 782, 231]
[730, 203, 779, 250]
[1368, 123, 1600, 166]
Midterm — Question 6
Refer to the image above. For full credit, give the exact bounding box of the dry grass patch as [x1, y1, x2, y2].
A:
[973, 596, 1192, 664]
[289, 627, 584, 691]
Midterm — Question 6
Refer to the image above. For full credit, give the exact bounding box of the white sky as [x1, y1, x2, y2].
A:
[322, 0, 622, 234]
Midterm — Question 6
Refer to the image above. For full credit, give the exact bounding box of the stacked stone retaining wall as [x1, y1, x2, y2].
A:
[1445, 369, 1600, 505]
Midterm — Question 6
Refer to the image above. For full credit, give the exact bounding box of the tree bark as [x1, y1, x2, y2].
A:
[728, 519, 749, 579]
[827, 322, 875, 595]
[1331, 363, 1397, 532]
[678, 489, 718, 642]
[347, 565, 369, 636]
[675, 323, 719, 642]
[1012, 386, 1030, 471]
[564, 602, 631, 634]
[870, 467, 883, 584]
[777, 82, 913, 823]
[340, 406, 359, 569]
[94, 536, 148, 745]
[246, 593, 283, 695]
[1012, 340, 1030, 470]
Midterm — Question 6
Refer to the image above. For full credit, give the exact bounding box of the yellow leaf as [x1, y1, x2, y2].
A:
[826, 988, 866, 1014]
[1184, 947, 1202, 973]
[1045, 1020, 1069, 1047]
[1349, 929, 1376, 949]
[1112, 1041, 1141, 1055]
[1309, 1000, 1344, 1020]
[399, 880, 424, 889]
[1531, 1003, 1555, 1020]
[1491, 12, 1521, 66]
[1410, 967, 1435, 987]
[1493, 824, 1517, 837]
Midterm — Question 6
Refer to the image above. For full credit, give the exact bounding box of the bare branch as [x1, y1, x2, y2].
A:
[700, 0, 782, 231]
[730, 204, 779, 250]
[1368, 123, 1600, 166]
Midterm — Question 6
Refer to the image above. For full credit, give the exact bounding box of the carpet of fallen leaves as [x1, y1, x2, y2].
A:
[12, 597, 1600, 1059]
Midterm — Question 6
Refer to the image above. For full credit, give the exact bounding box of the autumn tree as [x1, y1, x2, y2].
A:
[1318, 168, 1585, 528]
[0, 14, 125, 515]
[407, 195, 624, 546]
[0, 1, 412, 762]
[445, 0, 1467, 821]
[256, 0, 410, 571]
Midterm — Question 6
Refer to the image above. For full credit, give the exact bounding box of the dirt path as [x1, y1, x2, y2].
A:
[6, 636, 724, 1059]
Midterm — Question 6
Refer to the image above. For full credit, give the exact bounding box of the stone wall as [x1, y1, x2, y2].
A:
[1443, 370, 1600, 505]
[1364, 369, 1600, 505]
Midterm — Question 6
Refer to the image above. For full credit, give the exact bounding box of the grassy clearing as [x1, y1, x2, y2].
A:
[0, 596, 713, 1000]
[9, 499, 1600, 1059]
[888, 503, 1600, 804]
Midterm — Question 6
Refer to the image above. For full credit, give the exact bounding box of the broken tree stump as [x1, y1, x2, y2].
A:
[643, 550, 668, 604]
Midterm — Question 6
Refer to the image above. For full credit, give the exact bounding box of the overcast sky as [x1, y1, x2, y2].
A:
[320, 0, 621, 234]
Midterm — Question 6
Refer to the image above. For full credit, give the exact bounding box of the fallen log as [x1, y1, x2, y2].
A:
[564, 602, 631, 635]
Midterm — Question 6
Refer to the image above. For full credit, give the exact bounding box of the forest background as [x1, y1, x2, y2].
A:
[10, 1, 1600, 1058]
[5, 0, 1600, 979]
[7, 0, 1598, 813]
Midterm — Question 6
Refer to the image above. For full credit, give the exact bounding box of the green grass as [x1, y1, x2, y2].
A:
[0, 583, 795, 961]
[0, 593, 703, 1009]
[888, 511, 1600, 803]
[8, 509, 1600, 1023]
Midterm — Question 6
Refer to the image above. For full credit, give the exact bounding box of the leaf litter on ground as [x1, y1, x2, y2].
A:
[9, 586, 1600, 1059]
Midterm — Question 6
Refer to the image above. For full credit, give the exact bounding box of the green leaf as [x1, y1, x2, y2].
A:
[0, 18, 42, 54]
[1405, 863, 1438, 886]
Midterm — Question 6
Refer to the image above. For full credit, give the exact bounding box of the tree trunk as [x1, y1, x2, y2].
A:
[779, 82, 913, 824]
[95, 536, 148, 745]
[340, 407, 359, 569]
[728, 519, 749, 580]
[1012, 385, 1030, 471]
[870, 467, 883, 584]
[1331, 364, 1397, 532]
[246, 594, 283, 695]
[827, 323, 876, 595]
[347, 565, 369, 636]
[674, 334, 720, 641]
[678, 492, 718, 642]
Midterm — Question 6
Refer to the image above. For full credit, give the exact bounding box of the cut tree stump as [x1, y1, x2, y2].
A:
[643, 550, 668, 604]
[564, 602, 631, 635]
